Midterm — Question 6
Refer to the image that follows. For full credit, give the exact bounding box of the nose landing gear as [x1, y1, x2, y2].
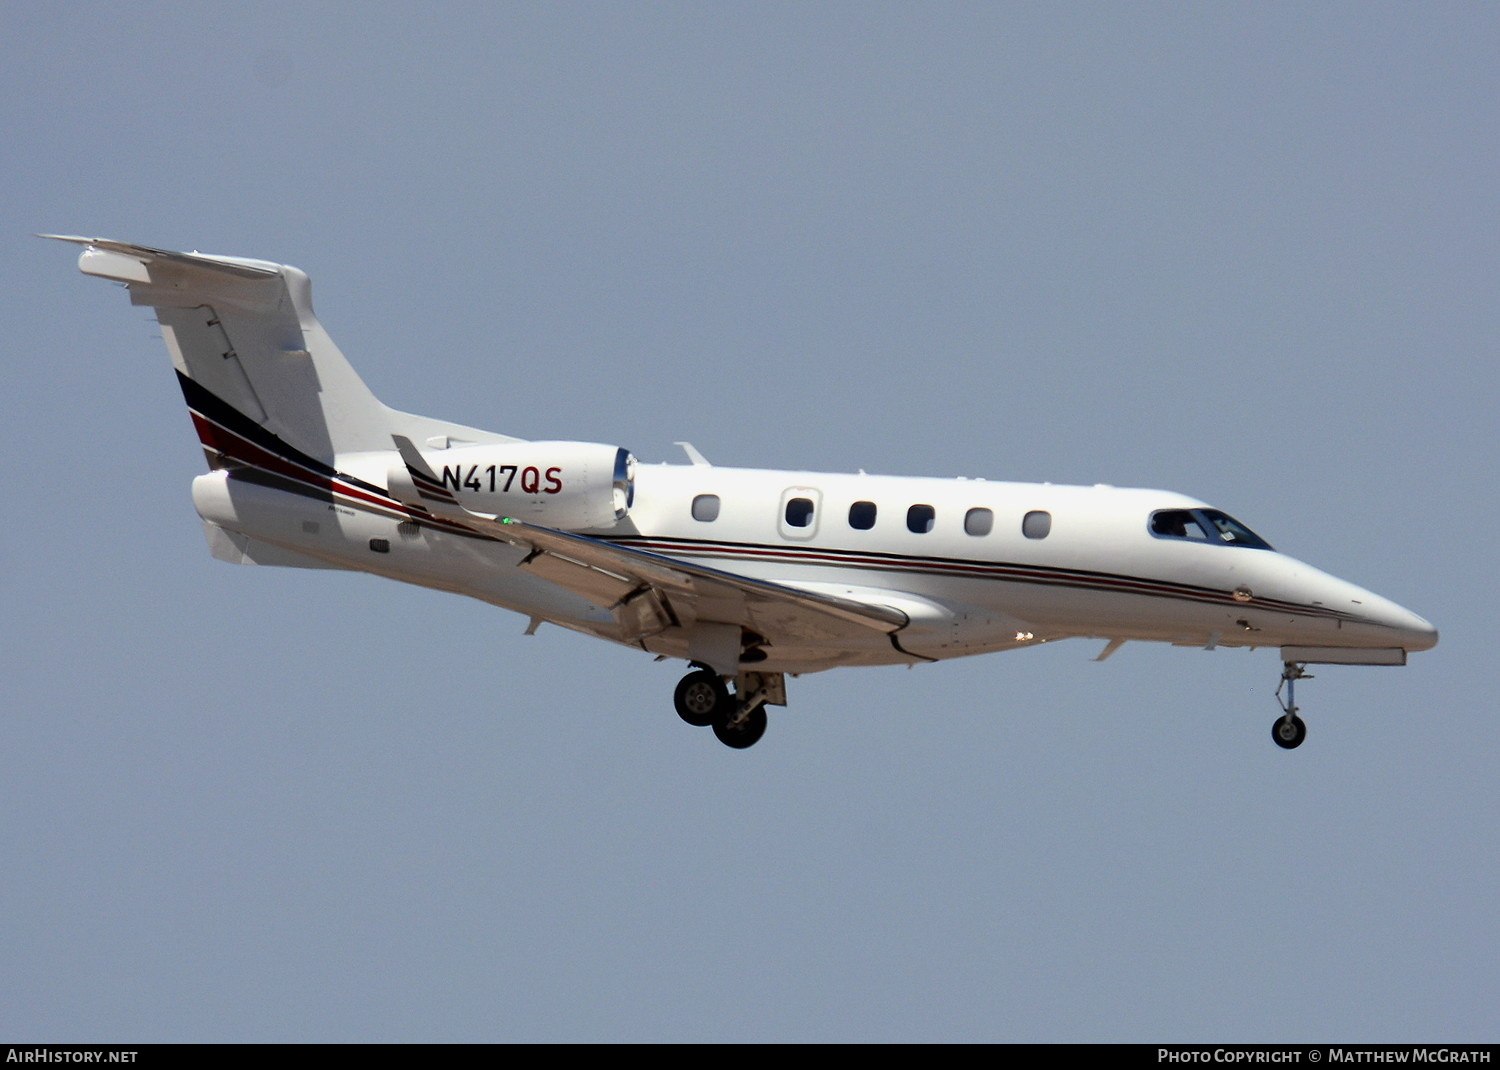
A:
[1273, 661, 1311, 749]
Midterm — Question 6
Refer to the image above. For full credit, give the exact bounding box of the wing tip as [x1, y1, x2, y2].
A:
[38, 233, 99, 245]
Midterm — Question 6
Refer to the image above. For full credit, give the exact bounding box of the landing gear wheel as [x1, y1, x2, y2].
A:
[674, 670, 729, 727]
[712, 704, 768, 749]
[1272, 714, 1307, 750]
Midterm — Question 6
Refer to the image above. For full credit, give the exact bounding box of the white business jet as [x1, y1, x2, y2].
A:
[48, 236, 1437, 750]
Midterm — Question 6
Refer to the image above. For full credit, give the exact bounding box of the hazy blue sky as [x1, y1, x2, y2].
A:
[4, 2, 1496, 1042]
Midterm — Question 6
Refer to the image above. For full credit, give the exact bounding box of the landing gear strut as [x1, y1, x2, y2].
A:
[673, 665, 783, 749]
[1272, 661, 1310, 750]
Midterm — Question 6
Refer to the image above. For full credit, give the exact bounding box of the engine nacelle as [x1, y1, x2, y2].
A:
[389, 441, 635, 530]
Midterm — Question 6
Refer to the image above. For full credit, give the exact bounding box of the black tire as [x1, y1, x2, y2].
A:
[712, 704, 768, 749]
[1272, 714, 1307, 750]
[674, 670, 728, 727]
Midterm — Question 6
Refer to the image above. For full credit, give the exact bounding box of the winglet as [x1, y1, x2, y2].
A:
[391, 434, 461, 509]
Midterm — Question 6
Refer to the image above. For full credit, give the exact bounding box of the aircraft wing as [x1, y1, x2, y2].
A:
[388, 433, 909, 656]
[489, 514, 909, 645]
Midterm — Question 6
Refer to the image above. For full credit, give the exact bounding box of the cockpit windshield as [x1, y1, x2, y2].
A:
[1149, 508, 1273, 550]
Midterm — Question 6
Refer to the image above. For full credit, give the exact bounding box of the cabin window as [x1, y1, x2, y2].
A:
[691, 494, 720, 522]
[785, 497, 815, 528]
[848, 500, 877, 530]
[1022, 510, 1051, 539]
[907, 504, 936, 534]
[964, 507, 994, 536]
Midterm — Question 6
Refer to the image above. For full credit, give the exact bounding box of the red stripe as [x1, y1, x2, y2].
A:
[605, 537, 1349, 620]
[189, 410, 481, 539]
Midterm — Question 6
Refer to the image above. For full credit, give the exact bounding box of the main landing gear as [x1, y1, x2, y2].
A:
[1272, 661, 1311, 750]
[673, 665, 782, 749]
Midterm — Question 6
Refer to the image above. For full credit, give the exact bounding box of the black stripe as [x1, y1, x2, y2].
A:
[178, 373, 493, 541]
[176, 371, 389, 499]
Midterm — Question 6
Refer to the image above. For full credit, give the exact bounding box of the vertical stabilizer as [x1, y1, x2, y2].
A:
[46, 236, 518, 467]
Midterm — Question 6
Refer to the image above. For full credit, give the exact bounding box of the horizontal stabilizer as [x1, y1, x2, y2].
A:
[40, 234, 282, 281]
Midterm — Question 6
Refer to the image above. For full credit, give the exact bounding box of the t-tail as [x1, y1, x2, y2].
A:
[43, 235, 518, 473]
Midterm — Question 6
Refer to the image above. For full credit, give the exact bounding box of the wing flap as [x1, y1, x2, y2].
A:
[492, 517, 909, 635]
[517, 549, 639, 608]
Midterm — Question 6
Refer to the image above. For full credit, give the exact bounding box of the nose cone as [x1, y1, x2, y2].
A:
[1272, 555, 1438, 654]
[1365, 597, 1439, 652]
[1327, 580, 1438, 653]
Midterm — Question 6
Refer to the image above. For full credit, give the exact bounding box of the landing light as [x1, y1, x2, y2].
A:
[1015, 631, 1034, 641]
